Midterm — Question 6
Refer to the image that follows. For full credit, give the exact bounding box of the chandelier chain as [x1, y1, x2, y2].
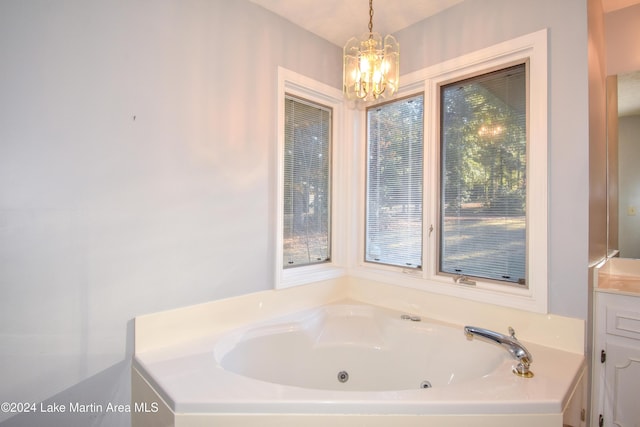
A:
[368, 0, 374, 34]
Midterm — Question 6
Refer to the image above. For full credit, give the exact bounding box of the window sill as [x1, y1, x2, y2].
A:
[349, 264, 547, 314]
[277, 264, 347, 290]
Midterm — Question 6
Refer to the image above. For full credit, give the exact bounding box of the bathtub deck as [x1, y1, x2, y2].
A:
[133, 301, 585, 416]
[132, 282, 586, 426]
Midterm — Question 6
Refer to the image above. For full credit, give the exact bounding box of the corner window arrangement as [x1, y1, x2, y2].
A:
[277, 30, 547, 312]
[363, 65, 528, 286]
[359, 30, 547, 312]
[366, 95, 424, 268]
[283, 95, 332, 268]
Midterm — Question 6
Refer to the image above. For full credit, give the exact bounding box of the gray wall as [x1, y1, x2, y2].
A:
[0, 1, 340, 425]
[0, 0, 592, 426]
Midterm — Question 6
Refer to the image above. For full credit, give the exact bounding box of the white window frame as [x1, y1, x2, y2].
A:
[276, 67, 347, 289]
[352, 29, 548, 313]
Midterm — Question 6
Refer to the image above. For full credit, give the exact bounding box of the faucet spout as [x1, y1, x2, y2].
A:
[464, 325, 534, 377]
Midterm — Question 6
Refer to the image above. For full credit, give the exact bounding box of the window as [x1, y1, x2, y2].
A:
[366, 95, 424, 268]
[276, 67, 345, 289]
[439, 64, 527, 285]
[364, 67, 527, 283]
[276, 32, 546, 312]
[358, 30, 547, 313]
[283, 96, 332, 268]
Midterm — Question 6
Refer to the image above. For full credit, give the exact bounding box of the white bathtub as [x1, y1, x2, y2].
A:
[215, 303, 505, 392]
[133, 298, 586, 426]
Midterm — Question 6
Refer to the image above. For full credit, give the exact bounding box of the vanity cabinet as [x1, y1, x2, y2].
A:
[592, 290, 640, 427]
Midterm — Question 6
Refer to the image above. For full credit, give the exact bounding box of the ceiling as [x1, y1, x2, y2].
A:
[250, 0, 639, 47]
[250, 0, 640, 116]
[248, 0, 463, 47]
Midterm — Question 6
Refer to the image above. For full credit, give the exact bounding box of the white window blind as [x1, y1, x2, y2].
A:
[366, 94, 424, 268]
[283, 95, 331, 268]
[440, 64, 527, 285]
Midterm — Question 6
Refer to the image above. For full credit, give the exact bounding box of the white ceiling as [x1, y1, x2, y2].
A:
[250, 0, 640, 48]
[250, 0, 640, 116]
[248, 0, 463, 47]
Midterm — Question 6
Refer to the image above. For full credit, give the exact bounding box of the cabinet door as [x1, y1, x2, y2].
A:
[604, 341, 640, 427]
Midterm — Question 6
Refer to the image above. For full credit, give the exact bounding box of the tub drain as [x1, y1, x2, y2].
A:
[337, 371, 349, 383]
[420, 380, 432, 389]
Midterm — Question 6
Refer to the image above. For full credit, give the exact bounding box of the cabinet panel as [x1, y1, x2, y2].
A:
[606, 306, 640, 340]
[592, 291, 640, 427]
[604, 342, 640, 427]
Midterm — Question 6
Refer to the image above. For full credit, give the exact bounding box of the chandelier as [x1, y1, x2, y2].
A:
[343, 0, 399, 102]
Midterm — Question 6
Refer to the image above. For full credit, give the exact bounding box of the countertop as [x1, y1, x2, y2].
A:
[596, 257, 640, 297]
[597, 274, 640, 296]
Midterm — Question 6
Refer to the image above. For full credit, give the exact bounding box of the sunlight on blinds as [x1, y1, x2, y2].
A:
[440, 64, 527, 285]
[366, 94, 424, 268]
[283, 96, 331, 268]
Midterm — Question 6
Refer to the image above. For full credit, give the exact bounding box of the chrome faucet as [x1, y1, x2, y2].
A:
[464, 325, 534, 377]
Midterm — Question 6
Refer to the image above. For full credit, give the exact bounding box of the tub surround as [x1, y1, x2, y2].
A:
[135, 277, 585, 355]
[133, 277, 586, 427]
[134, 277, 346, 354]
[345, 277, 584, 354]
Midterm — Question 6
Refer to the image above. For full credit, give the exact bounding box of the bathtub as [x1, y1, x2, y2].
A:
[133, 296, 586, 427]
[215, 303, 506, 392]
